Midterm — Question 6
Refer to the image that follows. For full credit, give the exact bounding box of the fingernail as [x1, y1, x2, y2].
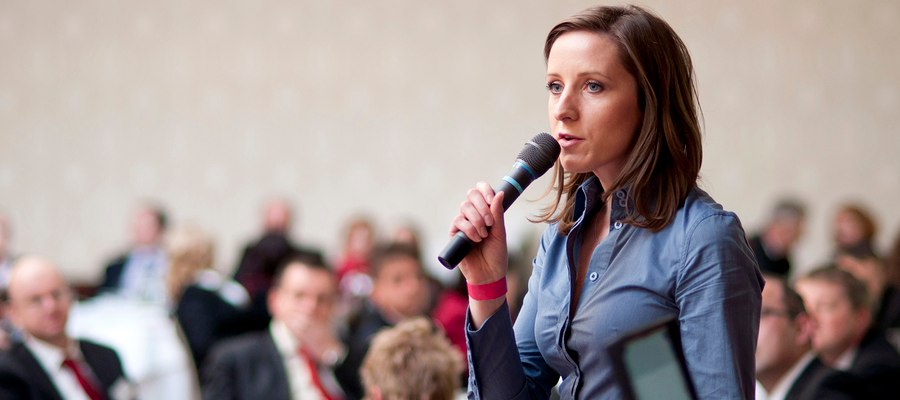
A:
[480, 227, 488, 237]
[485, 214, 494, 226]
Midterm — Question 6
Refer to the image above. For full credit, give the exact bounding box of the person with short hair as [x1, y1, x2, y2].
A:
[0, 256, 131, 400]
[335, 243, 431, 399]
[755, 274, 863, 399]
[202, 257, 347, 400]
[795, 267, 900, 397]
[99, 203, 170, 303]
[360, 317, 462, 400]
[748, 199, 806, 277]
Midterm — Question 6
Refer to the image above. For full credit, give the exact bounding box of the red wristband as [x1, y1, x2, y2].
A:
[467, 277, 507, 301]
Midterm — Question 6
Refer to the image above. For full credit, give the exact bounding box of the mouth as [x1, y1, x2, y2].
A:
[557, 133, 583, 147]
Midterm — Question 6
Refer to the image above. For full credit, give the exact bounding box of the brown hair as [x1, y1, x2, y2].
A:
[360, 317, 462, 400]
[801, 266, 871, 311]
[836, 203, 878, 243]
[538, 5, 702, 234]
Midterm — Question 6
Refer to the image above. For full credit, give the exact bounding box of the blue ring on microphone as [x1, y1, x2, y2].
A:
[515, 161, 537, 180]
[502, 176, 524, 194]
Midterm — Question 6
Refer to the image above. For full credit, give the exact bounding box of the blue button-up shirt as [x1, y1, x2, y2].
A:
[467, 177, 763, 399]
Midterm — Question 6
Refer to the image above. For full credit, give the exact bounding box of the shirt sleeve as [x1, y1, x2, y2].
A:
[465, 228, 559, 399]
[676, 212, 763, 400]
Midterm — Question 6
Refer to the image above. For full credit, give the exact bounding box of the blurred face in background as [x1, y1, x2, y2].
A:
[371, 255, 429, 321]
[755, 279, 810, 382]
[268, 262, 337, 337]
[833, 209, 868, 248]
[794, 278, 869, 364]
[132, 207, 164, 247]
[6, 257, 73, 347]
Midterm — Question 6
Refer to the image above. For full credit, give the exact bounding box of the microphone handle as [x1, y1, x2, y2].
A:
[438, 161, 536, 269]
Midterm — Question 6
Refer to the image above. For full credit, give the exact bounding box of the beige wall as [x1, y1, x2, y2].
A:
[1, 0, 898, 284]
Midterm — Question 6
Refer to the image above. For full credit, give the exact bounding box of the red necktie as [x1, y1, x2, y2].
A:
[61, 358, 105, 400]
[298, 348, 336, 400]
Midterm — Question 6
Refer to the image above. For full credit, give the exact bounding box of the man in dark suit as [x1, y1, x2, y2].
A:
[98, 203, 169, 303]
[755, 273, 864, 399]
[334, 244, 431, 400]
[203, 256, 346, 400]
[748, 199, 806, 277]
[231, 199, 324, 332]
[796, 267, 900, 399]
[0, 256, 130, 400]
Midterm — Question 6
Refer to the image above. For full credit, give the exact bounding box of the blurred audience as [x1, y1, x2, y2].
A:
[232, 198, 325, 333]
[233, 198, 323, 300]
[431, 270, 468, 367]
[389, 221, 422, 258]
[0, 212, 14, 292]
[336, 243, 430, 400]
[99, 202, 170, 304]
[335, 216, 377, 299]
[166, 226, 252, 375]
[360, 317, 462, 400]
[832, 203, 879, 260]
[755, 273, 863, 399]
[0, 256, 133, 399]
[203, 256, 346, 400]
[748, 199, 806, 277]
[0, 212, 17, 350]
[795, 267, 900, 397]
[834, 251, 900, 334]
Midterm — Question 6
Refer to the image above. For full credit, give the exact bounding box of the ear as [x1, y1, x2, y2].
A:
[267, 289, 279, 317]
[793, 313, 814, 348]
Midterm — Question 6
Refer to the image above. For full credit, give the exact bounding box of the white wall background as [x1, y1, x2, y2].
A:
[1, 0, 898, 284]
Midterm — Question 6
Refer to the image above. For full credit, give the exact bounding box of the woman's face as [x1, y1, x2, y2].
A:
[546, 31, 642, 183]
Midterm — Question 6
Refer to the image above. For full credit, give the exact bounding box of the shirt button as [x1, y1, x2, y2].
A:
[618, 199, 627, 208]
[616, 190, 626, 199]
[589, 272, 599, 281]
[614, 221, 623, 229]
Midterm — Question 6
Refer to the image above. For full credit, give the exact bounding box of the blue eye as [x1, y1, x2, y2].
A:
[546, 82, 563, 94]
[586, 81, 603, 93]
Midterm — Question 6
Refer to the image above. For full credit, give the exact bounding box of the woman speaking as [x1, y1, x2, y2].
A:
[448, 5, 763, 399]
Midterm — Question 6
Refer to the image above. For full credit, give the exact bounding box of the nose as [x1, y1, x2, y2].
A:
[551, 87, 578, 123]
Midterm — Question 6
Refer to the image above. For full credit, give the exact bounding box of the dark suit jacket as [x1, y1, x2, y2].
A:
[334, 303, 392, 400]
[99, 253, 128, 292]
[202, 332, 291, 400]
[847, 329, 900, 399]
[0, 340, 127, 400]
[785, 356, 867, 400]
[749, 235, 792, 277]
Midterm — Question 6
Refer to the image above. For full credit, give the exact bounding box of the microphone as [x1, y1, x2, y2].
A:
[438, 132, 561, 269]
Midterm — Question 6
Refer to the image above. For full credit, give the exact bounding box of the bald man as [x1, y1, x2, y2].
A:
[0, 256, 130, 400]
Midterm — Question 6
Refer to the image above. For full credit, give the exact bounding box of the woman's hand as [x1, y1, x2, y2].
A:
[450, 181, 509, 327]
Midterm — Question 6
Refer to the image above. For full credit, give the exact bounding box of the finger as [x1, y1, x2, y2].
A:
[475, 182, 496, 226]
[460, 200, 491, 239]
[451, 214, 483, 243]
[466, 187, 493, 227]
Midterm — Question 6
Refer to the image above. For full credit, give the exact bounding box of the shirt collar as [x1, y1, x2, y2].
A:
[574, 176, 632, 222]
[832, 346, 857, 371]
[24, 335, 81, 371]
[767, 352, 816, 400]
[269, 320, 300, 357]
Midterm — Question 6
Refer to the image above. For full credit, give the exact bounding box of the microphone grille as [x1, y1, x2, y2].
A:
[517, 132, 561, 176]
